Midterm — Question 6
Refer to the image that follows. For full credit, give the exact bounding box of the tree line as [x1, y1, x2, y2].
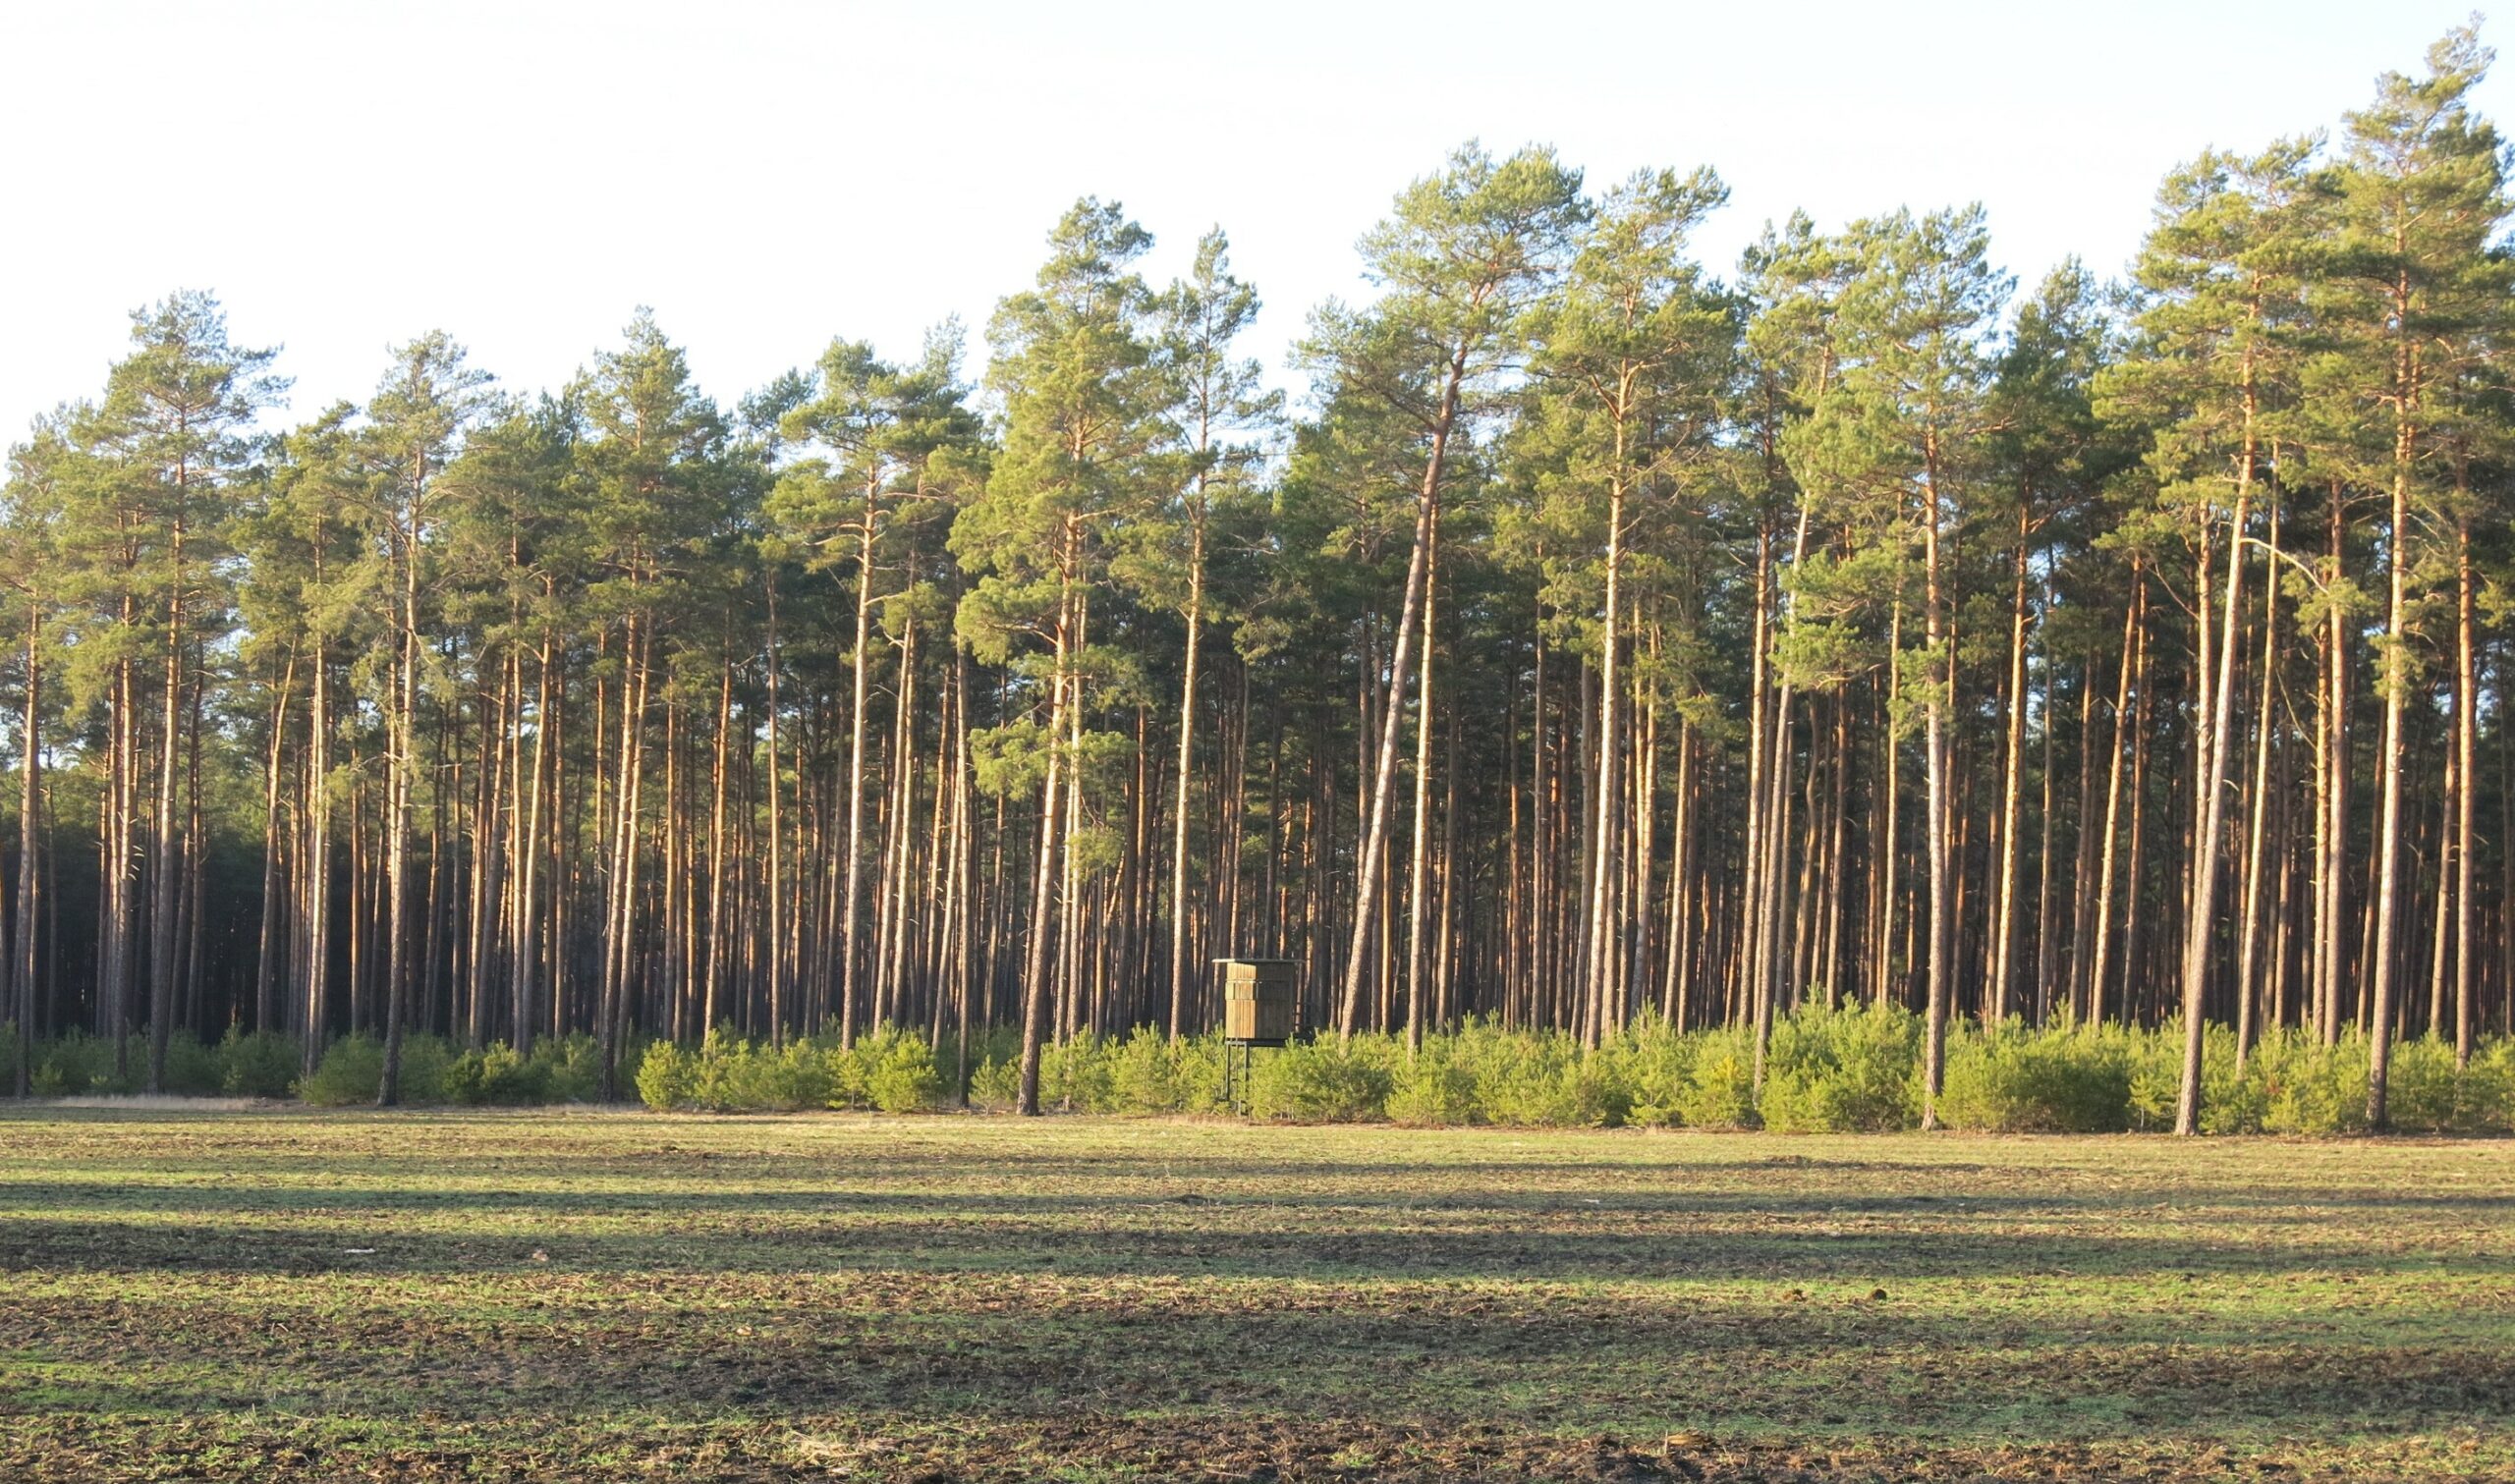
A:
[4, 28, 2511, 1131]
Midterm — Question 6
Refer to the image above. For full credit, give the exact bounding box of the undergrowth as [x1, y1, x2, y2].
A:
[16, 1010, 2513, 1132]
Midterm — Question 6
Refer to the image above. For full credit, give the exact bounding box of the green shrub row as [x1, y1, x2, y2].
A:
[18, 1009, 2515, 1132]
[634, 1024, 986, 1113]
[951, 1008, 2515, 1134]
[15, 1025, 612, 1106]
[22, 1026, 303, 1100]
[298, 1032, 613, 1107]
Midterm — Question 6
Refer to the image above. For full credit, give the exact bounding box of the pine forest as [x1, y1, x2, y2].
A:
[15, 27, 2515, 1136]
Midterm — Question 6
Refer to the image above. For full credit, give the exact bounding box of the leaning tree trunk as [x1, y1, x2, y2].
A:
[2175, 391, 2255, 1135]
[1338, 348, 1461, 1042]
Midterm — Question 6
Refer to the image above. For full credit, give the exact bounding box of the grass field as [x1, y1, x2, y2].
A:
[0, 1109, 2508, 1481]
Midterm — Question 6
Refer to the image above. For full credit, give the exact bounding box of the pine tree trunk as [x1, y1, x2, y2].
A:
[1339, 350, 1462, 1040]
[303, 633, 331, 1076]
[1990, 507, 2031, 1022]
[767, 576, 788, 1046]
[2235, 498, 2282, 1071]
[1921, 438, 1953, 1127]
[1016, 523, 1080, 1115]
[2369, 346, 2418, 1129]
[2175, 382, 2255, 1134]
[1164, 522, 1205, 1040]
[840, 500, 880, 1045]
[252, 655, 294, 1036]
[146, 514, 187, 1093]
[13, 603, 39, 1097]
[2455, 515, 2478, 1067]
[1406, 504, 1442, 1055]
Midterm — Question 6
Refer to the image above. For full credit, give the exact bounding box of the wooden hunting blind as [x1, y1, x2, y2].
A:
[1215, 958, 1297, 1110]
[1218, 958, 1297, 1045]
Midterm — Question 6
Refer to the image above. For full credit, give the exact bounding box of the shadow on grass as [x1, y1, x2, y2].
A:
[7, 1290, 2510, 1443]
[0, 1203, 2505, 1283]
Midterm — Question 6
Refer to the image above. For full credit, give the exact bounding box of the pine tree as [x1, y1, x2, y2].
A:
[2326, 27, 2512, 1127]
[1304, 142, 1584, 1042]
[955, 200, 1162, 1114]
[2099, 141, 2319, 1131]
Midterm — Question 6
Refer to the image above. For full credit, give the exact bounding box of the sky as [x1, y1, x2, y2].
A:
[1, 0, 2507, 439]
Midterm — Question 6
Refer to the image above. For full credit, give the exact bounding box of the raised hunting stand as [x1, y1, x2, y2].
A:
[1216, 958, 1296, 1111]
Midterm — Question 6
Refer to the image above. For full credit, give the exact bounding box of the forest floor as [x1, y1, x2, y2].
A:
[0, 1109, 2507, 1482]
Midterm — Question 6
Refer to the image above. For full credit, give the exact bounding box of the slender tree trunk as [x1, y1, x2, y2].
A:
[2235, 497, 2282, 1072]
[1017, 523, 1080, 1115]
[1406, 503, 1441, 1056]
[840, 500, 880, 1045]
[1920, 440, 1953, 1127]
[2176, 382, 2255, 1135]
[146, 513, 187, 1093]
[252, 654, 295, 1036]
[1990, 506, 2031, 1023]
[511, 624, 551, 1056]
[1339, 349, 1462, 1041]
[1165, 519, 1206, 1040]
[767, 575, 788, 1047]
[2369, 338, 2418, 1130]
[303, 634, 331, 1076]
[13, 603, 38, 1097]
[2455, 514, 2478, 1067]
[378, 515, 422, 1107]
[1583, 415, 1633, 1053]
[703, 654, 732, 1038]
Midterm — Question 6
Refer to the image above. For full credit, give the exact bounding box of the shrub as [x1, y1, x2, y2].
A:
[1040, 1033, 1116, 1113]
[601, 1011, 2515, 1128]
[295, 1033, 481, 1106]
[1610, 1015, 1701, 1128]
[1461, 1024, 1627, 1127]
[1249, 1039, 1391, 1121]
[158, 1033, 224, 1096]
[1937, 1022, 2130, 1133]
[1385, 1045, 1481, 1126]
[534, 1033, 607, 1104]
[835, 1026, 944, 1114]
[1675, 1025, 1760, 1128]
[635, 1040, 694, 1111]
[301, 1034, 385, 1106]
[2382, 1036, 2468, 1133]
[968, 1053, 1022, 1110]
[216, 1028, 301, 1099]
[2467, 1039, 2515, 1134]
[32, 1029, 125, 1098]
[448, 1042, 550, 1105]
[1760, 1002, 1919, 1132]
[717, 1037, 833, 1112]
[2257, 1031, 2370, 1136]
[394, 1035, 457, 1104]
[1103, 1026, 1187, 1113]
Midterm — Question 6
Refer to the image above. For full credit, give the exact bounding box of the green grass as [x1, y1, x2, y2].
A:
[1, 1109, 2509, 1480]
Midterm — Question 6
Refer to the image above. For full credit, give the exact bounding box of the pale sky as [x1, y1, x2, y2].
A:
[2, 1, 2505, 439]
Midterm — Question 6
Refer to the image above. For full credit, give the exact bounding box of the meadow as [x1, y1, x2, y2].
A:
[1, 1108, 2508, 1481]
